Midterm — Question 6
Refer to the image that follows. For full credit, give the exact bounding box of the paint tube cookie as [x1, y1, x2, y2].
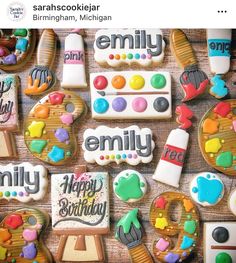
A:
[198, 100, 236, 176]
[82, 125, 155, 166]
[170, 29, 209, 101]
[115, 208, 153, 263]
[207, 29, 232, 99]
[0, 162, 48, 203]
[51, 166, 109, 262]
[228, 189, 236, 216]
[0, 207, 52, 262]
[204, 222, 236, 263]
[24, 90, 86, 165]
[61, 29, 87, 89]
[153, 128, 189, 188]
[113, 169, 147, 203]
[0, 29, 36, 71]
[90, 71, 172, 119]
[94, 29, 165, 67]
[190, 172, 224, 206]
[24, 29, 57, 95]
[150, 192, 199, 263]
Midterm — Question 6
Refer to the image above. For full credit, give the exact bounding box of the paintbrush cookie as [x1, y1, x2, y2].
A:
[90, 71, 171, 119]
[82, 125, 155, 166]
[198, 100, 236, 176]
[170, 29, 209, 101]
[190, 172, 224, 206]
[113, 169, 147, 203]
[0, 207, 52, 262]
[24, 90, 86, 165]
[94, 29, 165, 67]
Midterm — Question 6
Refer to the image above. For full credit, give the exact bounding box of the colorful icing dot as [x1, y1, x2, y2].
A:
[184, 220, 196, 234]
[48, 146, 65, 163]
[115, 54, 120, 60]
[55, 128, 69, 143]
[49, 92, 65, 105]
[122, 154, 126, 159]
[105, 155, 109, 160]
[129, 75, 145, 90]
[116, 154, 121, 160]
[22, 243, 37, 259]
[133, 154, 137, 159]
[5, 214, 23, 229]
[121, 54, 126, 59]
[100, 155, 104, 160]
[93, 75, 108, 90]
[111, 75, 126, 89]
[109, 54, 114, 60]
[110, 155, 115, 160]
[154, 196, 168, 209]
[127, 53, 133, 59]
[60, 113, 74, 125]
[34, 104, 50, 119]
[156, 238, 170, 252]
[66, 151, 72, 156]
[216, 151, 233, 168]
[12, 258, 17, 263]
[151, 74, 166, 89]
[141, 54, 146, 59]
[18, 192, 24, 196]
[205, 138, 222, 153]
[153, 97, 169, 112]
[29, 140, 47, 154]
[23, 229, 37, 242]
[155, 217, 168, 230]
[164, 252, 180, 263]
[28, 121, 45, 138]
[128, 154, 132, 158]
[5, 191, 10, 197]
[12, 191, 17, 197]
[147, 54, 152, 59]
[16, 38, 28, 52]
[216, 252, 232, 263]
[132, 97, 147, 112]
[213, 101, 231, 117]
[112, 97, 127, 112]
[0, 228, 12, 242]
[93, 98, 109, 114]
[180, 236, 194, 249]
[202, 118, 219, 134]
[0, 245, 7, 260]
[135, 53, 140, 59]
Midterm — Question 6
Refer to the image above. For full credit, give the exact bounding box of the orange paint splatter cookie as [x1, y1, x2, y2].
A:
[198, 99, 236, 176]
[149, 192, 199, 263]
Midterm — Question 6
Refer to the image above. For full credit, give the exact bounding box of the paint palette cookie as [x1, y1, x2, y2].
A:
[0, 162, 48, 203]
[204, 222, 236, 263]
[198, 100, 236, 176]
[0, 29, 36, 71]
[90, 71, 171, 119]
[82, 125, 155, 166]
[24, 90, 86, 165]
[94, 29, 165, 67]
[228, 189, 236, 216]
[113, 169, 147, 203]
[150, 192, 199, 263]
[0, 207, 52, 262]
[190, 172, 224, 206]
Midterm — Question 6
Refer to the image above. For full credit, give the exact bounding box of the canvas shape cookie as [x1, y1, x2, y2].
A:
[198, 100, 236, 176]
[94, 29, 165, 67]
[82, 125, 155, 166]
[90, 71, 171, 119]
[0, 207, 52, 262]
[24, 90, 86, 165]
[0, 162, 48, 203]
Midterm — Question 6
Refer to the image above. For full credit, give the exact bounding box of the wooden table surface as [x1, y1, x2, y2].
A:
[0, 29, 236, 263]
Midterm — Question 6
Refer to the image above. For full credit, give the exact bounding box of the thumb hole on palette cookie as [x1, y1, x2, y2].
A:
[168, 201, 182, 223]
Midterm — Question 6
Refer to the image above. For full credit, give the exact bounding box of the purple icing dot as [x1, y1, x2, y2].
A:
[22, 243, 37, 259]
[141, 54, 146, 59]
[19, 192, 24, 196]
[182, 251, 187, 257]
[128, 154, 132, 159]
[112, 97, 127, 112]
[3, 54, 17, 65]
[55, 128, 69, 143]
[133, 154, 137, 159]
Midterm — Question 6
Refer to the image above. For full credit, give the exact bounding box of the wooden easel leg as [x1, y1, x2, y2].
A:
[56, 235, 68, 261]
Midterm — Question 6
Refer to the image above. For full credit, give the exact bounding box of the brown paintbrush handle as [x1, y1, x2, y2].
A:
[128, 244, 154, 263]
[37, 29, 56, 68]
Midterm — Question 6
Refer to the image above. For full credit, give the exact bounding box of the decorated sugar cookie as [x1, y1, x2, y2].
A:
[228, 189, 236, 216]
[82, 125, 155, 166]
[51, 166, 109, 262]
[190, 172, 224, 206]
[175, 104, 194, 129]
[170, 29, 209, 101]
[115, 208, 153, 263]
[198, 100, 236, 176]
[207, 29, 232, 99]
[0, 207, 52, 262]
[0, 162, 48, 202]
[0, 29, 36, 71]
[113, 169, 147, 203]
[24, 90, 86, 165]
[90, 71, 172, 119]
[204, 222, 236, 263]
[24, 29, 57, 95]
[150, 192, 199, 263]
[94, 29, 165, 67]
